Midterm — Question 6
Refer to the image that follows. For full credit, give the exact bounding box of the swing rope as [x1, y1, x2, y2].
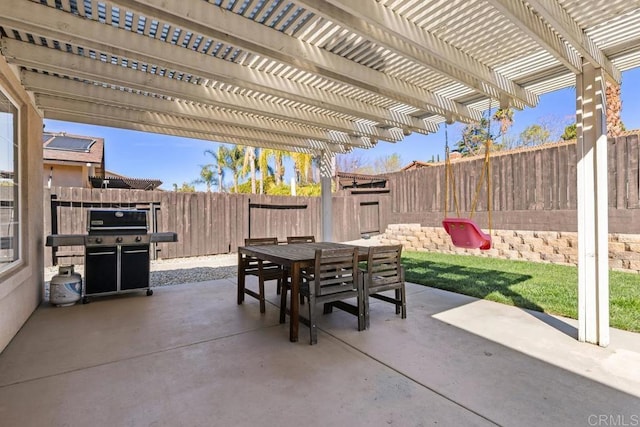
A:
[444, 123, 460, 218]
[443, 101, 493, 236]
[467, 138, 493, 232]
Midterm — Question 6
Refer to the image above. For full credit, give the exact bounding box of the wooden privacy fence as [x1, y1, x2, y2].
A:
[44, 133, 640, 266]
[44, 188, 390, 266]
[386, 133, 640, 233]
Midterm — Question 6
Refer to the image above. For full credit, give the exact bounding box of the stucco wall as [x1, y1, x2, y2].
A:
[0, 57, 44, 353]
[381, 224, 640, 273]
[43, 164, 85, 188]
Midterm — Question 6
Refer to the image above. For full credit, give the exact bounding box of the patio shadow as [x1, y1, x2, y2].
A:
[402, 258, 539, 309]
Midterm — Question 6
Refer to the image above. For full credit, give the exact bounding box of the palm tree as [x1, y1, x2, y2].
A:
[192, 164, 217, 192]
[204, 146, 229, 192]
[242, 146, 257, 194]
[257, 149, 270, 194]
[258, 149, 288, 192]
[273, 150, 287, 185]
[225, 145, 245, 193]
[290, 152, 313, 184]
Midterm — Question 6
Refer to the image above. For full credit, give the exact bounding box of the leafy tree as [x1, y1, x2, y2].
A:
[267, 182, 321, 196]
[373, 153, 402, 173]
[456, 117, 491, 156]
[493, 108, 514, 137]
[500, 134, 518, 150]
[296, 183, 321, 196]
[266, 183, 293, 196]
[519, 124, 551, 146]
[192, 164, 217, 192]
[336, 152, 369, 173]
[561, 123, 577, 141]
[537, 114, 573, 142]
[336, 152, 402, 174]
[172, 182, 195, 192]
[606, 80, 625, 136]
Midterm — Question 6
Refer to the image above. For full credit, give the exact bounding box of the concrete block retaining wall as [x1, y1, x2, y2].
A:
[380, 223, 640, 274]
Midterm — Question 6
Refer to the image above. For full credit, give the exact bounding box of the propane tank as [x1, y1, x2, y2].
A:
[49, 265, 82, 307]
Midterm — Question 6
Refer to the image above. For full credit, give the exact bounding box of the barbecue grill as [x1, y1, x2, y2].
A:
[46, 208, 177, 303]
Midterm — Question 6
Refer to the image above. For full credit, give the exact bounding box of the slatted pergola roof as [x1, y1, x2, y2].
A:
[1, 0, 640, 155]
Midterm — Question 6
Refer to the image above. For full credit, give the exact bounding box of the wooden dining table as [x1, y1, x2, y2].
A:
[237, 241, 367, 342]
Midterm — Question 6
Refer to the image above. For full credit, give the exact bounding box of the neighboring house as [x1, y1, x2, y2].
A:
[43, 131, 162, 190]
[335, 171, 388, 190]
[401, 153, 462, 171]
[90, 170, 162, 191]
[401, 160, 434, 171]
[43, 132, 105, 189]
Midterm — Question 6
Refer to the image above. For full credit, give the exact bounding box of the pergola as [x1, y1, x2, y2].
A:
[2, 0, 640, 347]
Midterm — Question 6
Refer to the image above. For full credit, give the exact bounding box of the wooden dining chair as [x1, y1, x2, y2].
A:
[286, 235, 315, 243]
[361, 245, 406, 328]
[286, 236, 315, 304]
[280, 247, 365, 344]
[241, 237, 286, 313]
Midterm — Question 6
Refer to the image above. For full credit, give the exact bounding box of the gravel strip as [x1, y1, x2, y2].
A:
[45, 253, 239, 288]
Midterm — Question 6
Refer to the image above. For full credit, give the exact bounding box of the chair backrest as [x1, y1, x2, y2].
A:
[243, 237, 279, 272]
[312, 247, 358, 296]
[365, 245, 403, 289]
[245, 237, 278, 246]
[286, 235, 315, 243]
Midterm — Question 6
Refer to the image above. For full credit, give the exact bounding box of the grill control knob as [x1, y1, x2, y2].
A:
[95, 237, 103, 244]
[116, 236, 123, 243]
[135, 236, 142, 242]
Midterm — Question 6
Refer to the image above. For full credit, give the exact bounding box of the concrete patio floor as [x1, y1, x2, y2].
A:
[0, 276, 639, 426]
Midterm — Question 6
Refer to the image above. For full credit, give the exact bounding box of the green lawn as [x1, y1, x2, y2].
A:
[402, 251, 640, 333]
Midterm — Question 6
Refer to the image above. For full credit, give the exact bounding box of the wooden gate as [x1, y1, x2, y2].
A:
[359, 201, 380, 235]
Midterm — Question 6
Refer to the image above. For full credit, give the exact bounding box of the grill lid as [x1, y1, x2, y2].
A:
[87, 209, 148, 234]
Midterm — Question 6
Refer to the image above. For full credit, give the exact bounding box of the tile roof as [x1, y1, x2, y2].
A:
[90, 176, 163, 191]
[401, 160, 435, 171]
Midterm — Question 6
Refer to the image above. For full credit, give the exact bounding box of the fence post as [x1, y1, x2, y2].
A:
[320, 151, 334, 242]
[50, 193, 58, 266]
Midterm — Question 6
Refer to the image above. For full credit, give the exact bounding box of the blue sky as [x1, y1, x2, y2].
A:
[44, 67, 640, 191]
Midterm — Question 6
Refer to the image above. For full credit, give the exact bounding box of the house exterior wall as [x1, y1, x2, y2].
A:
[43, 163, 87, 188]
[0, 56, 44, 353]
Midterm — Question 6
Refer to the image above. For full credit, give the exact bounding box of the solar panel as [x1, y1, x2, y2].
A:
[46, 136, 95, 152]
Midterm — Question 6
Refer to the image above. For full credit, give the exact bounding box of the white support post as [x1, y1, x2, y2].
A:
[576, 61, 609, 347]
[319, 150, 335, 242]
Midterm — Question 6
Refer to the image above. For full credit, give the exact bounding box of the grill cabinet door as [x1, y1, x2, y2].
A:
[85, 247, 118, 294]
[120, 245, 150, 290]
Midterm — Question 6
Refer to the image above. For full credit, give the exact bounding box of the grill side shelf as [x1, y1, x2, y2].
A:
[150, 232, 178, 243]
[46, 234, 87, 247]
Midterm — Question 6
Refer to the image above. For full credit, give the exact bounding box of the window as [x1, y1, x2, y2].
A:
[0, 88, 19, 271]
